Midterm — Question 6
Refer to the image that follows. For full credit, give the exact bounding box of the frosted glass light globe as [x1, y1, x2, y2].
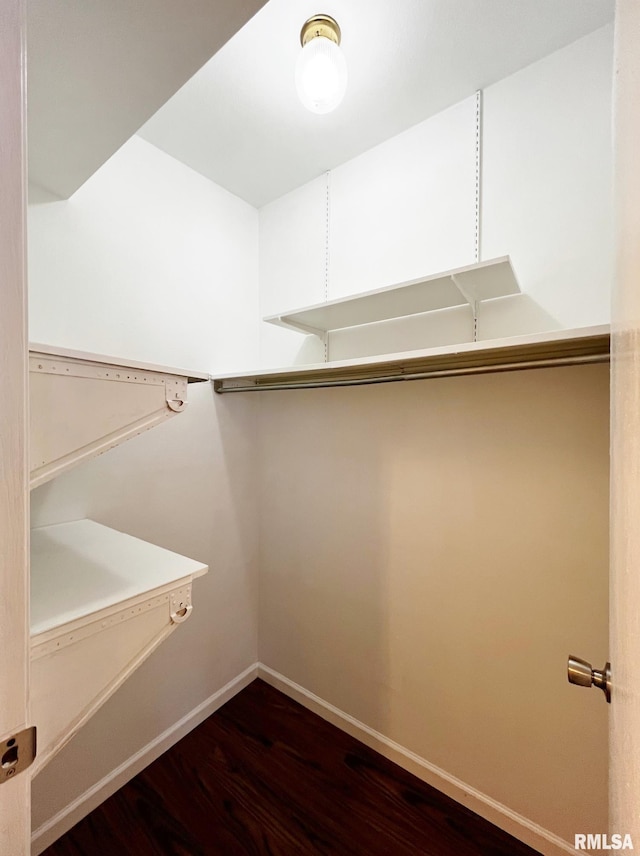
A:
[295, 35, 347, 114]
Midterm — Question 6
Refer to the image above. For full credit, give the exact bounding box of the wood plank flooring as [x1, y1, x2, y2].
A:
[42, 679, 541, 855]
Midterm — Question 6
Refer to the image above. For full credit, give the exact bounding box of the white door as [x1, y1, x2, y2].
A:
[0, 0, 31, 853]
[610, 0, 640, 844]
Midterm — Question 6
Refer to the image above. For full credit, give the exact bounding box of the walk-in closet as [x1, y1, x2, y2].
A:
[3, 1, 637, 854]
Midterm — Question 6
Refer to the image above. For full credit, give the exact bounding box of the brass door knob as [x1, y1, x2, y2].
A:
[568, 655, 611, 703]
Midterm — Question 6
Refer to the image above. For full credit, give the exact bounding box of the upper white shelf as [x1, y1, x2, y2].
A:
[29, 342, 210, 383]
[264, 256, 520, 336]
[31, 519, 208, 636]
[29, 344, 208, 489]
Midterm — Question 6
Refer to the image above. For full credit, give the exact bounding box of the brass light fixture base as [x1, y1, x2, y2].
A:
[300, 14, 341, 47]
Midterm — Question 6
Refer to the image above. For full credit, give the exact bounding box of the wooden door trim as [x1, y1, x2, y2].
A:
[610, 0, 640, 841]
[0, 0, 30, 851]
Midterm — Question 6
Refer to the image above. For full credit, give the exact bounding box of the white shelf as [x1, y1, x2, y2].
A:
[29, 342, 210, 382]
[264, 256, 520, 336]
[30, 519, 208, 771]
[31, 519, 207, 636]
[29, 345, 207, 489]
[213, 325, 610, 392]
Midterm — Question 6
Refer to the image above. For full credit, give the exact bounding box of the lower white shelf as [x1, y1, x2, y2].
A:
[30, 519, 208, 772]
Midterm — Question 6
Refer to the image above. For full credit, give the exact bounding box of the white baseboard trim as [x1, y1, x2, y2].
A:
[31, 663, 259, 856]
[257, 663, 576, 856]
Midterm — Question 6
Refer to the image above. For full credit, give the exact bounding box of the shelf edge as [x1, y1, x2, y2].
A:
[29, 342, 209, 383]
[213, 326, 610, 393]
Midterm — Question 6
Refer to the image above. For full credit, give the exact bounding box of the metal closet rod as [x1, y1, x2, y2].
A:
[215, 352, 609, 393]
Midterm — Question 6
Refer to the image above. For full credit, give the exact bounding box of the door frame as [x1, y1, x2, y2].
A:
[610, 0, 640, 842]
[0, 0, 30, 852]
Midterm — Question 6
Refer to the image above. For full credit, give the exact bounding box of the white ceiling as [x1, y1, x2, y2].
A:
[27, 0, 614, 207]
[139, 0, 614, 208]
[27, 0, 267, 199]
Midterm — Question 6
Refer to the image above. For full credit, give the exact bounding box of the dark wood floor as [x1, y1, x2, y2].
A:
[42, 679, 540, 855]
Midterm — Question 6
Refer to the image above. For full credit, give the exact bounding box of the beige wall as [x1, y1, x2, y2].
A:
[258, 363, 609, 844]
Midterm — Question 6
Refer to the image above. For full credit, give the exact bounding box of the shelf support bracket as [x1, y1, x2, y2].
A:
[451, 274, 479, 342]
[164, 377, 188, 412]
[274, 317, 327, 338]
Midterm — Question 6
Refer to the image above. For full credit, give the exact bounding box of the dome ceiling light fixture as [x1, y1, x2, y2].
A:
[295, 14, 347, 115]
